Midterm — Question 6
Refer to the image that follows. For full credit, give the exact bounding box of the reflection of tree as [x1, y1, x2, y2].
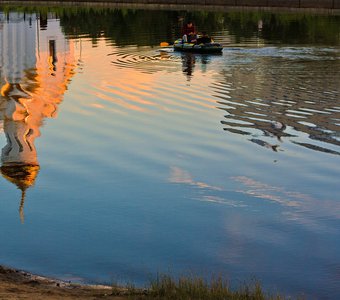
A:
[2, 6, 339, 49]
[59, 9, 180, 46]
[59, 9, 225, 46]
[222, 11, 340, 45]
[1, 6, 339, 47]
[56, 8, 340, 46]
[0, 12, 76, 222]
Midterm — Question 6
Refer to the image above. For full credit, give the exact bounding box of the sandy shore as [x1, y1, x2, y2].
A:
[0, 265, 141, 299]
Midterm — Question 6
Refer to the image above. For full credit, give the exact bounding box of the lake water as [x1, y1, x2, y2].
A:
[0, 7, 339, 299]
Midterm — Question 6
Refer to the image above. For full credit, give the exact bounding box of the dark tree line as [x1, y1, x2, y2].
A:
[1, 5, 339, 46]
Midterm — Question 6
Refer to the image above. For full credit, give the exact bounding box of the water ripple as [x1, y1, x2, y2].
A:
[213, 47, 340, 155]
[109, 49, 180, 73]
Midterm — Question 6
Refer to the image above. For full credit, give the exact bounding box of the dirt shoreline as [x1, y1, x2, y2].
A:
[0, 265, 139, 299]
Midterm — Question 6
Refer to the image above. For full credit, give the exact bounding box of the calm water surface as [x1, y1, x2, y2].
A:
[0, 8, 340, 299]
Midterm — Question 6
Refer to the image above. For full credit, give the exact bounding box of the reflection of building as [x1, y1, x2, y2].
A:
[0, 12, 76, 222]
[215, 55, 340, 154]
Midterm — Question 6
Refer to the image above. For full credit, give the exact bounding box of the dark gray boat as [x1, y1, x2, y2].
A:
[173, 38, 223, 54]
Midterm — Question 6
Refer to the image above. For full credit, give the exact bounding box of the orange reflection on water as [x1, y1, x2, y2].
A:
[0, 14, 76, 222]
[81, 40, 218, 115]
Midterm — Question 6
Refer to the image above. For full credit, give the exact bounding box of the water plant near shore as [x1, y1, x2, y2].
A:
[1, 266, 302, 299]
[112, 274, 294, 299]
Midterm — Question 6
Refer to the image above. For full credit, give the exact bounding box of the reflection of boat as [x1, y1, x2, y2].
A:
[174, 38, 223, 54]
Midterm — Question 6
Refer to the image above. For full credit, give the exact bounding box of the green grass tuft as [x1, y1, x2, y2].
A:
[110, 274, 301, 299]
[143, 274, 287, 300]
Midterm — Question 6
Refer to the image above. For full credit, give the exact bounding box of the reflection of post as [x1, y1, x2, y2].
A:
[258, 20, 263, 32]
[49, 39, 57, 71]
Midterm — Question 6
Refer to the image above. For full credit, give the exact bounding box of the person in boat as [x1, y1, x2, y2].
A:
[196, 32, 212, 45]
[182, 21, 197, 43]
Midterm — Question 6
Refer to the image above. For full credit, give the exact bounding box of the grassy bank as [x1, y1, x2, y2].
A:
[119, 274, 290, 299]
[0, 266, 299, 299]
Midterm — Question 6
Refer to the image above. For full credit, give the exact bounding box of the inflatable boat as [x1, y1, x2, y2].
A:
[173, 38, 223, 54]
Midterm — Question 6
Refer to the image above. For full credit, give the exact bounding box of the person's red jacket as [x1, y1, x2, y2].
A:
[182, 23, 196, 36]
